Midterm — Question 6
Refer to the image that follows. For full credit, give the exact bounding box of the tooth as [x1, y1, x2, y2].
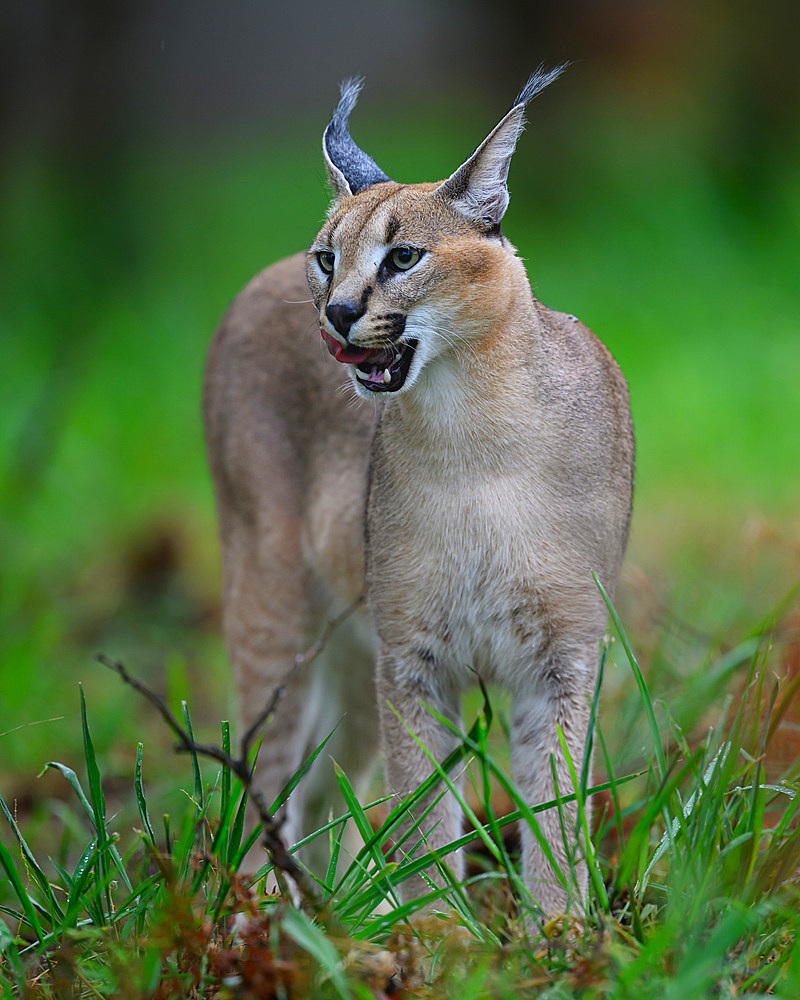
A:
[383, 369, 391, 384]
[355, 368, 370, 381]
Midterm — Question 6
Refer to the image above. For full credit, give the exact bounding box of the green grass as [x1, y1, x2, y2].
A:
[1, 591, 799, 997]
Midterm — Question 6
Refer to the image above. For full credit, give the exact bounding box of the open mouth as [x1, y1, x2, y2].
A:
[320, 330, 417, 393]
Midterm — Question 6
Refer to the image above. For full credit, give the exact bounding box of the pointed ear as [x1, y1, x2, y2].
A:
[437, 65, 568, 229]
[323, 78, 392, 199]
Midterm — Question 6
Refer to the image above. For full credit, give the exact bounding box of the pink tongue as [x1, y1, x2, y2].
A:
[320, 329, 388, 366]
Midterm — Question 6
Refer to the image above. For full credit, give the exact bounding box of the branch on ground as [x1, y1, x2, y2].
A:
[97, 588, 366, 911]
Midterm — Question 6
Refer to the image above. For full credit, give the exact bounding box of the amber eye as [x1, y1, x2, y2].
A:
[317, 250, 335, 274]
[388, 246, 421, 272]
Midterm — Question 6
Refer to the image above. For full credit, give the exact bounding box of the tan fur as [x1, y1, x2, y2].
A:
[204, 79, 634, 917]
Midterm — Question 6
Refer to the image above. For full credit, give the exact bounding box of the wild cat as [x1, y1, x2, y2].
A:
[203, 67, 634, 916]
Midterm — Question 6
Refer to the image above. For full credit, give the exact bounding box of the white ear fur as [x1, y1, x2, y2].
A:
[437, 106, 525, 227]
[322, 135, 353, 200]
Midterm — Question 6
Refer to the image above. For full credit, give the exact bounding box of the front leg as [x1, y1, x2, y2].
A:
[375, 647, 463, 903]
[510, 651, 596, 918]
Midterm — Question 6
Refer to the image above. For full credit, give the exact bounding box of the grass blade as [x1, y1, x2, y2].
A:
[40, 762, 94, 820]
[0, 918, 25, 990]
[79, 686, 112, 922]
[220, 719, 232, 841]
[134, 742, 156, 845]
[230, 802, 261, 873]
[79, 690, 134, 899]
[271, 723, 339, 813]
[181, 699, 204, 814]
[62, 839, 100, 928]
[325, 814, 346, 890]
[580, 637, 608, 799]
[162, 813, 172, 856]
[281, 907, 352, 1000]
[557, 724, 609, 911]
[0, 838, 45, 944]
[641, 742, 731, 888]
[0, 791, 64, 924]
[333, 762, 392, 885]
[79, 686, 107, 837]
[595, 574, 667, 780]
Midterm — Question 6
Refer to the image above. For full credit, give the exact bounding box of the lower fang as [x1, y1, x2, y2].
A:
[383, 369, 391, 384]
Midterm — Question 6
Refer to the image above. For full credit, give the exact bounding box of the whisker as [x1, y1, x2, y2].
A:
[409, 322, 481, 364]
[337, 378, 371, 410]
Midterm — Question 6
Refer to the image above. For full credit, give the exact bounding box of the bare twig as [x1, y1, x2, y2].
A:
[97, 652, 314, 904]
[96, 588, 367, 910]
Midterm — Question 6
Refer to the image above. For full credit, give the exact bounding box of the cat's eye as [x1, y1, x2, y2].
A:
[317, 250, 335, 274]
[388, 246, 422, 272]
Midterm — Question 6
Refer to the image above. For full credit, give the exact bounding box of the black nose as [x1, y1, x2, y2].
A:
[326, 301, 364, 338]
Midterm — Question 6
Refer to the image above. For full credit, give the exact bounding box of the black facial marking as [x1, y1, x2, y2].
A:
[385, 215, 401, 244]
[372, 311, 406, 339]
[327, 215, 343, 244]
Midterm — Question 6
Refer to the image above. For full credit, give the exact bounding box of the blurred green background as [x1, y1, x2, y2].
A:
[1, 1, 798, 824]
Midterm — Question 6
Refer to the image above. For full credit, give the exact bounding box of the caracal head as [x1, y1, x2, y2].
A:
[305, 68, 566, 399]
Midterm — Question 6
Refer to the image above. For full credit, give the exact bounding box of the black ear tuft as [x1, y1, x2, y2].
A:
[323, 78, 392, 197]
[512, 63, 570, 112]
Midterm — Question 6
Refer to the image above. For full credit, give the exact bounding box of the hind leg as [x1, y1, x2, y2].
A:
[221, 504, 379, 885]
[219, 507, 320, 859]
[295, 615, 379, 879]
